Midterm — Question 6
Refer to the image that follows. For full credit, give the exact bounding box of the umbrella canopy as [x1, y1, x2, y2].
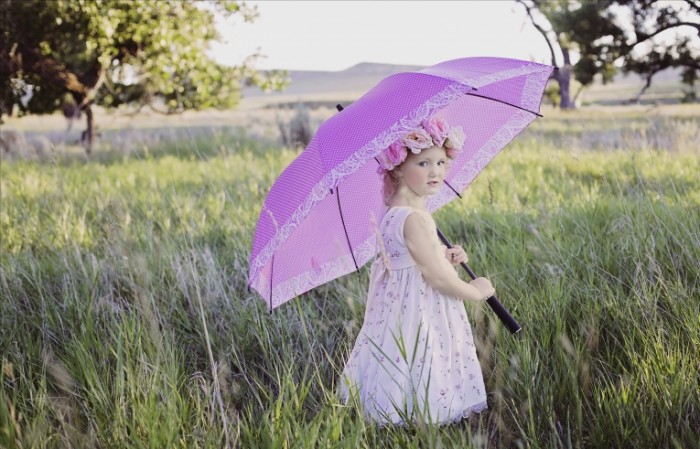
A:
[249, 57, 554, 309]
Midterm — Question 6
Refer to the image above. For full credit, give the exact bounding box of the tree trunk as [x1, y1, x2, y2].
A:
[76, 67, 105, 154]
[557, 47, 575, 110]
[9, 48, 105, 153]
[555, 69, 571, 109]
[71, 91, 94, 154]
[628, 71, 656, 104]
[83, 103, 94, 154]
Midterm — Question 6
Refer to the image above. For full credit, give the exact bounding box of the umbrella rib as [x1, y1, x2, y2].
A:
[269, 254, 274, 313]
[466, 93, 543, 117]
[334, 185, 359, 271]
[443, 180, 463, 198]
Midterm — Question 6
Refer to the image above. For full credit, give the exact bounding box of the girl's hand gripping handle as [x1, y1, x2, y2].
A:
[436, 227, 522, 335]
[469, 277, 495, 301]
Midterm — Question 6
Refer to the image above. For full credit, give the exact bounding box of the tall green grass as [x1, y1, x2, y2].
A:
[1, 106, 699, 448]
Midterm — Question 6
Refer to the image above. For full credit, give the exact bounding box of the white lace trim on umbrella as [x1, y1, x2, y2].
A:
[251, 234, 378, 309]
[250, 65, 552, 306]
[426, 109, 535, 212]
[249, 82, 471, 287]
[421, 62, 550, 90]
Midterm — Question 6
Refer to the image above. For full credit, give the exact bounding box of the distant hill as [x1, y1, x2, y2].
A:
[241, 62, 692, 107]
[241, 62, 425, 101]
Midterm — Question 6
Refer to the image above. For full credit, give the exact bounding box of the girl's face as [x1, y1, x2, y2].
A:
[395, 145, 448, 198]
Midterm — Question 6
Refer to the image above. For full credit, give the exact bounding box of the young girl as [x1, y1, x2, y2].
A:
[339, 117, 495, 426]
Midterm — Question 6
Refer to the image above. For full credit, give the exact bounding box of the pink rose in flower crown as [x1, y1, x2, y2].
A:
[422, 118, 451, 148]
[402, 128, 434, 154]
[444, 126, 466, 151]
[376, 140, 407, 172]
[386, 140, 407, 166]
[376, 152, 393, 173]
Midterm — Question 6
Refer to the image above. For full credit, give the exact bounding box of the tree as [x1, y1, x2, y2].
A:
[516, 0, 700, 109]
[0, 0, 288, 152]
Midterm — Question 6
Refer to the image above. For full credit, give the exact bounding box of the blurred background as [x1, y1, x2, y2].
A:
[1, 0, 698, 157]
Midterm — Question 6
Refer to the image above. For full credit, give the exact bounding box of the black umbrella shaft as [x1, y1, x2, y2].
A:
[337, 102, 521, 334]
[436, 227, 522, 335]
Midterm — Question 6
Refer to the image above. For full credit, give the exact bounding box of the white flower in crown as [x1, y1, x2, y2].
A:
[445, 126, 465, 159]
[402, 128, 434, 154]
[444, 126, 465, 151]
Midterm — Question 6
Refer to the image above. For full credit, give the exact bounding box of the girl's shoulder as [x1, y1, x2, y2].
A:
[385, 205, 433, 221]
[384, 206, 434, 237]
[385, 204, 431, 216]
[384, 206, 425, 225]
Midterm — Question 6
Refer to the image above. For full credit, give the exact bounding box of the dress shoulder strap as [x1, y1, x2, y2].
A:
[385, 206, 427, 248]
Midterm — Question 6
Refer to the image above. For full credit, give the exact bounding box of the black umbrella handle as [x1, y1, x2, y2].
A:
[436, 227, 522, 335]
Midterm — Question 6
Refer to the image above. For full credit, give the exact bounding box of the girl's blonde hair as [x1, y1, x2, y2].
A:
[382, 169, 402, 205]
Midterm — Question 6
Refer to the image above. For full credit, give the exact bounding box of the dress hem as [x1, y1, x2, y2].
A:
[341, 395, 489, 427]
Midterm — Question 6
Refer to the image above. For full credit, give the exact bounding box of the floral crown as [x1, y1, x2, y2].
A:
[376, 117, 465, 174]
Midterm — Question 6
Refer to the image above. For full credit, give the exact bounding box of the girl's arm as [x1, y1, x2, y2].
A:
[404, 212, 493, 302]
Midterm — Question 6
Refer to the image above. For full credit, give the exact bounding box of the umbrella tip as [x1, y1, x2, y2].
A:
[336, 104, 344, 112]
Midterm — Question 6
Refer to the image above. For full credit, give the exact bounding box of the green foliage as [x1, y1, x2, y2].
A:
[518, 0, 699, 107]
[1, 106, 699, 447]
[0, 0, 287, 117]
[541, 0, 625, 84]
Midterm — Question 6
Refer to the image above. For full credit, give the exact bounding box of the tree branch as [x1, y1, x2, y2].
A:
[77, 67, 107, 109]
[516, 0, 559, 67]
[572, 83, 586, 106]
[629, 70, 658, 103]
[13, 48, 90, 97]
[629, 22, 700, 50]
[682, 0, 700, 15]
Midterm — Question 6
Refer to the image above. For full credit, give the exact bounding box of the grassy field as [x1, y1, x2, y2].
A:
[1, 105, 699, 448]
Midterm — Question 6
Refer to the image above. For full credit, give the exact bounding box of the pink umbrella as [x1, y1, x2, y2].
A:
[248, 57, 554, 332]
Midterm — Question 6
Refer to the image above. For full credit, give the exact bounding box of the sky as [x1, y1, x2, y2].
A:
[209, 1, 555, 72]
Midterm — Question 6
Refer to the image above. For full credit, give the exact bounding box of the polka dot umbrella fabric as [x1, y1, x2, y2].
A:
[248, 57, 554, 309]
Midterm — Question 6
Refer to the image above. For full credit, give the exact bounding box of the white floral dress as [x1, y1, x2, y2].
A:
[339, 206, 487, 425]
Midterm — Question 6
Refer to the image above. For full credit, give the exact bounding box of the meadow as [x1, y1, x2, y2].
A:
[1, 104, 699, 448]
